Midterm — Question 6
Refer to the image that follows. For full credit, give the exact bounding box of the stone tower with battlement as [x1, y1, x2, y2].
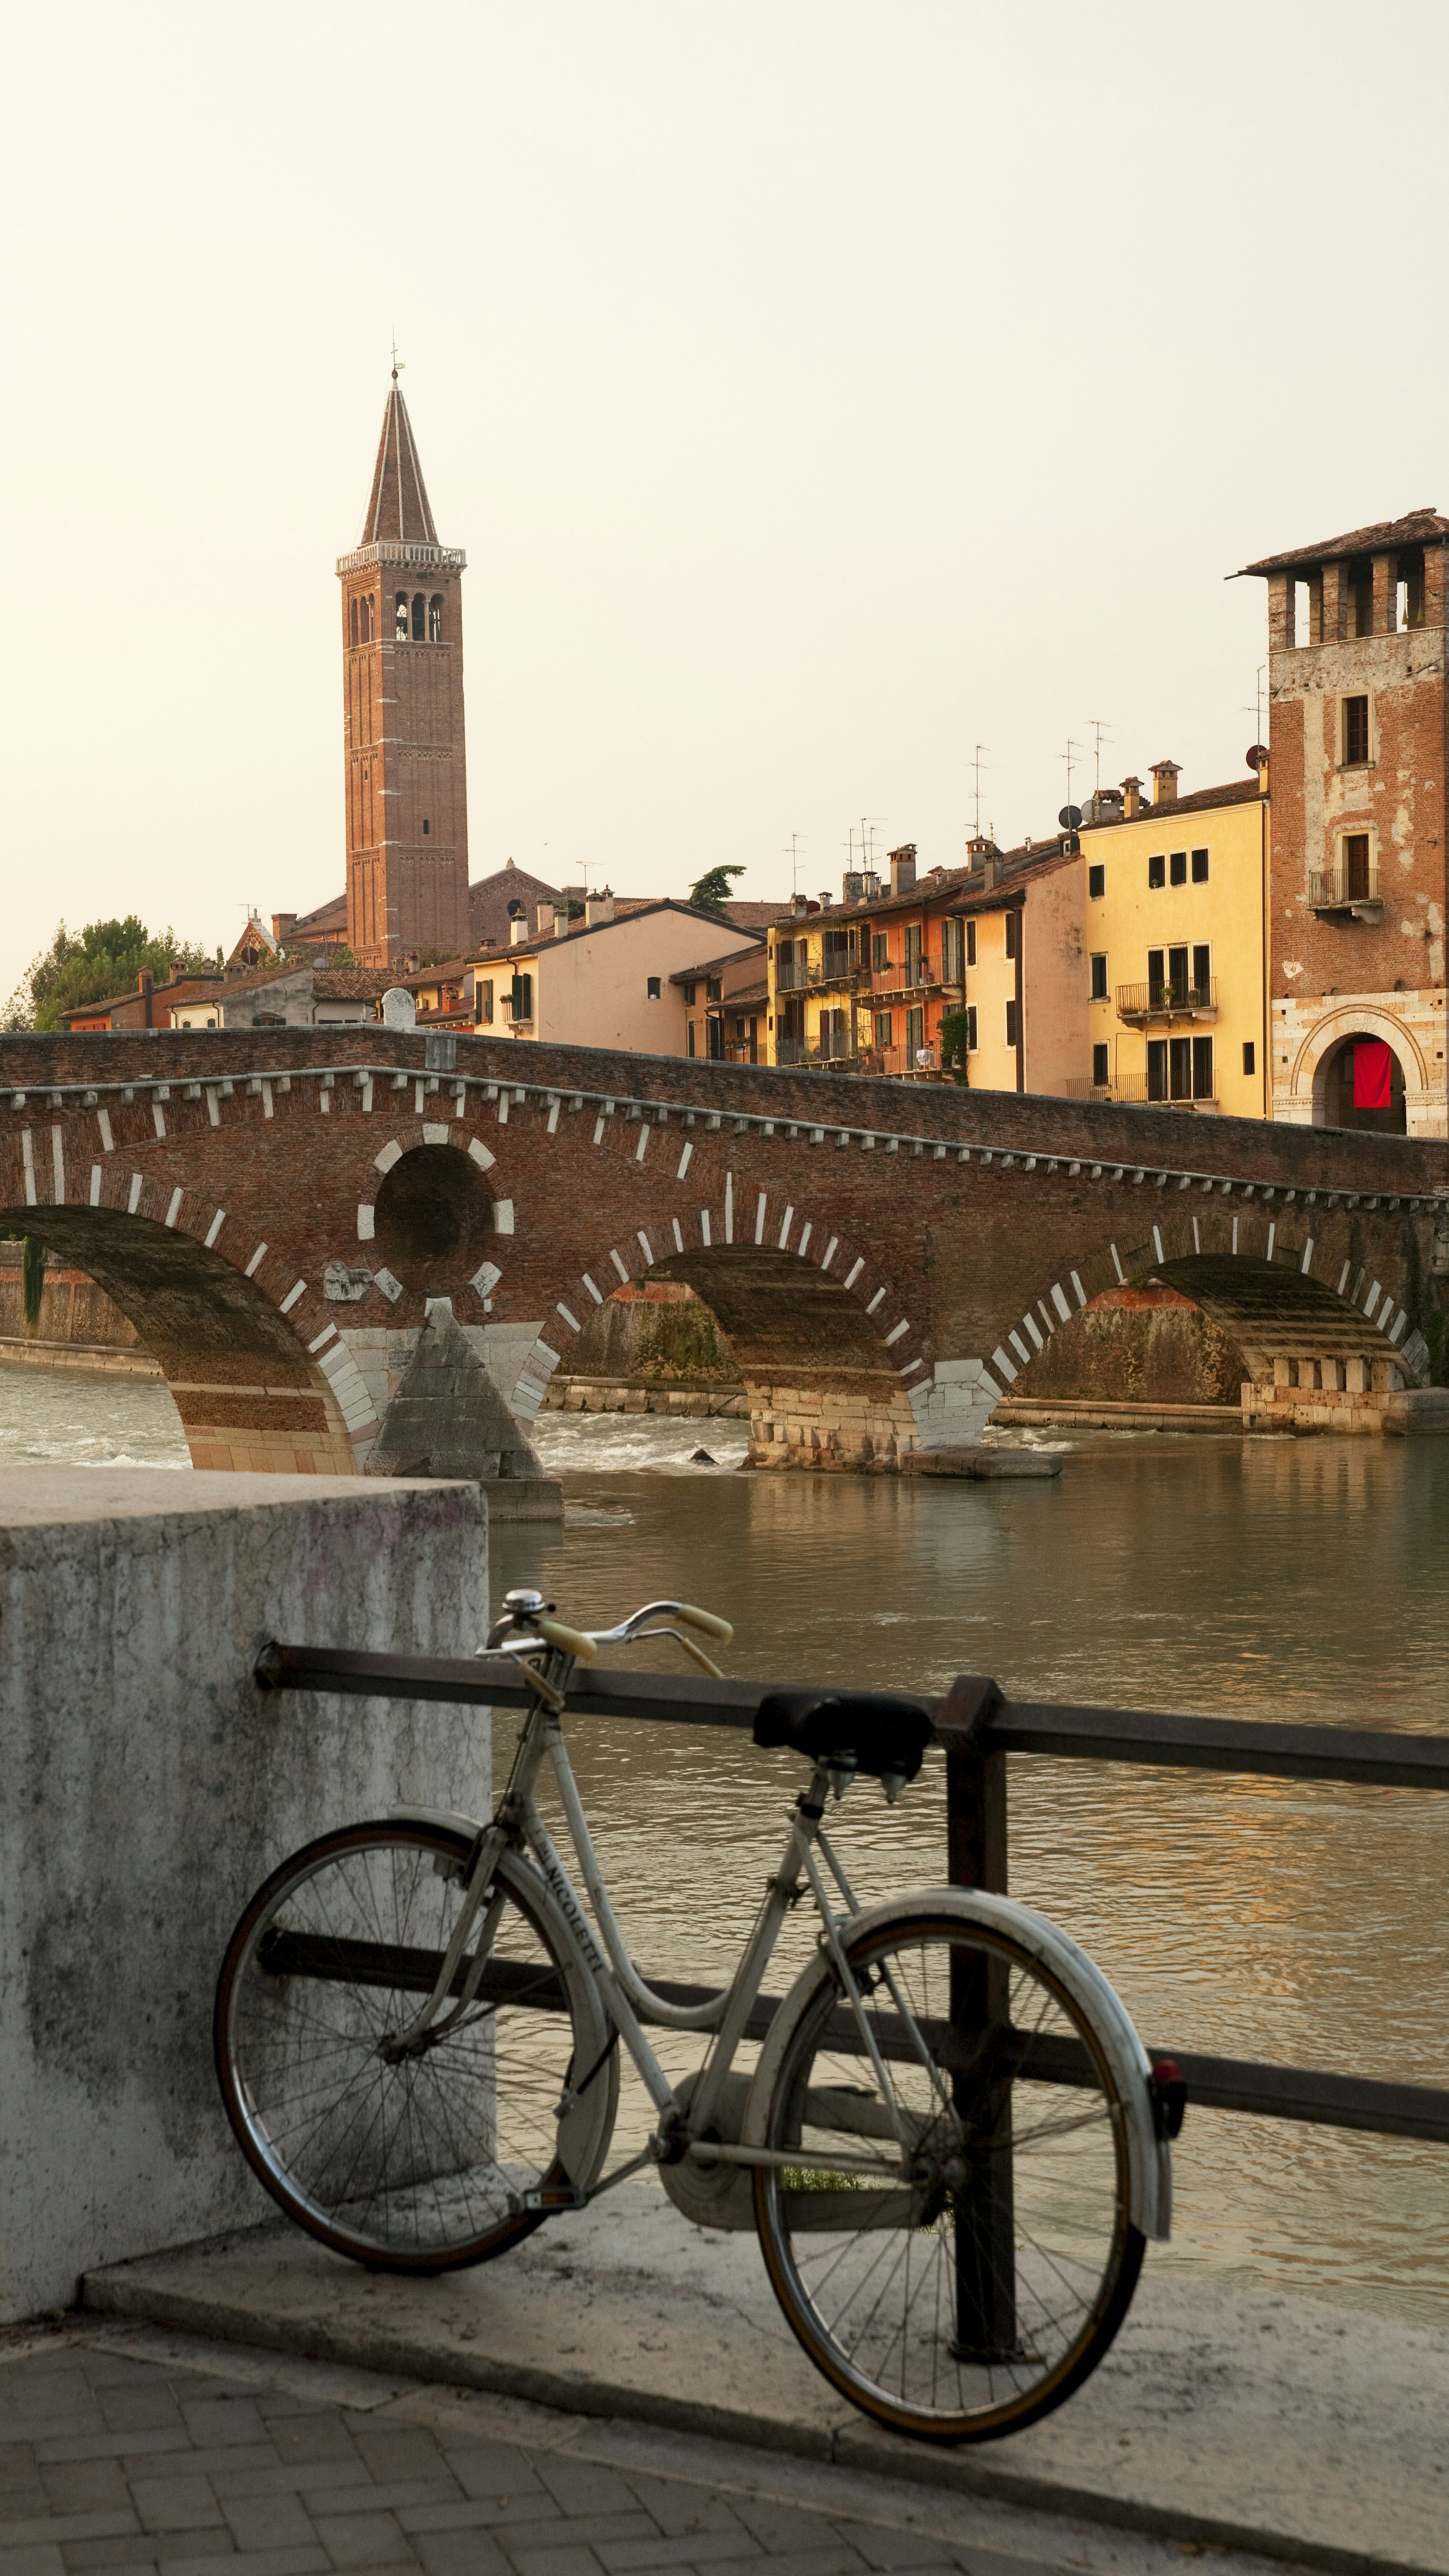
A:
[337, 379, 469, 967]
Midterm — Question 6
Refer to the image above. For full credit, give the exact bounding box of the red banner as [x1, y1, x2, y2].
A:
[1353, 1040, 1393, 1109]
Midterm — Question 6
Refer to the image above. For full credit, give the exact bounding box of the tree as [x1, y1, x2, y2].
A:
[2, 917, 215, 1032]
[688, 864, 746, 917]
[937, 1009, 971, 1085]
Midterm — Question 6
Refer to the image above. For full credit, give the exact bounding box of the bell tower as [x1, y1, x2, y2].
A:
[337, 372, 469, 967]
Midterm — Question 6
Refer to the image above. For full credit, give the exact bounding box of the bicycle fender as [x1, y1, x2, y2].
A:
[743, 1886, 1170, 2242]
[386, 1812, 618, 2191]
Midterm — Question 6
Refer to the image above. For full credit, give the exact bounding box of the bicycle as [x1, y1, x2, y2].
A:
[215, 1589, 1185, 2444]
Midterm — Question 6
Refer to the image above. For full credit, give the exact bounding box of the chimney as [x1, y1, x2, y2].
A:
[888, 842, 917, 896]
[818, 890, 832, 909]
[1255, 747, 1271, 793]
[585, 889, 614, 926]
[790, 890, 810, 916]
[1121, 775, 1144, 820]
[535, 901, 555, 935]
[137, 967, 154, 1029]
[1151, 759, 1181, 808]
[842, 869, 864, 902]
[509, 917, 528, 945]
[271, 912, 297, 947]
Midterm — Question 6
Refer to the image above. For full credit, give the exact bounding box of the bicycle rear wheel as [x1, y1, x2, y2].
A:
[754, 1907, 1143, 2441]
[215, 1820, 615, 2271]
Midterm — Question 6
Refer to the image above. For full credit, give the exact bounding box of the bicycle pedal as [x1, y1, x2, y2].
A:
[523, 2185, 589, 2212]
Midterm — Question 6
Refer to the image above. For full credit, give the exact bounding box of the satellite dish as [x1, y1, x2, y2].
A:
[1246, 744, 1269, 770]
[1058, 804, 1083, 830]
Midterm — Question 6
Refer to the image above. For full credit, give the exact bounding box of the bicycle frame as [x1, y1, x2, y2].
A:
[392, 1667, 944, 2196]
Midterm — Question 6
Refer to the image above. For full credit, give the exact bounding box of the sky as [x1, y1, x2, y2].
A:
[6, 0, 1449, 994]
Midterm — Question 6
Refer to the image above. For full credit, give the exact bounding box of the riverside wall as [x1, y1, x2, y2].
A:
[0, 1468, 491, 2322]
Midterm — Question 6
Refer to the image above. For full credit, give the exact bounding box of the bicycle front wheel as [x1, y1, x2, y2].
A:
[754, 1907, 1143, 2442]
[216, 1820, 615, 2271]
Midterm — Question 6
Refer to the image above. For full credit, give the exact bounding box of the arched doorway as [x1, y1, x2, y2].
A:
[1318, 1031, 1407, 1134]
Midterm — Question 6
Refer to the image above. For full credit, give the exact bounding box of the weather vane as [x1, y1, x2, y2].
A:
[390, 331, 404, 386]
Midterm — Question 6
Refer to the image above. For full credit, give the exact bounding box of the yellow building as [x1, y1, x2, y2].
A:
[1079, 760, 1270, 1115]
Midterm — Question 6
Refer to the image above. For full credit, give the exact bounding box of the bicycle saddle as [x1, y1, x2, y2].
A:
[752, 1690, 934, 1785]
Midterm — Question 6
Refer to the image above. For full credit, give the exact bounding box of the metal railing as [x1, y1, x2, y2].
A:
[1116, 980, 1218, 1022]
[257, 1642, 1449, 2146]
[774, 1038, 861, 1069]
[1061, 1075, 1151, 1104]
[774, 957, 868, 992]
[1310, 867, 1381, 910]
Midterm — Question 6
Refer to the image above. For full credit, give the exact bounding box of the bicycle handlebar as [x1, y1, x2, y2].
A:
[536, 1616, 598, 1663]
[674, 1604, 734, 1645]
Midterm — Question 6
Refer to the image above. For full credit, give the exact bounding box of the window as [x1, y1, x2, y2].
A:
[428, 594, 443, 641]
[358, 592, 373, 642]
[1193, 1035, 1214, 1099]
[1004, 912, 1019, 961]
[395, 591, 409, 640]
[705, 975, 722, 1003]
[1088, 863, 1105, 899]
[966, 918, 977, 967]
[1397, 547, 1425, 631]
[1148, 853, 1165, 889]
[1242, 1040, 1255, 1076]
[411, 592, 426, 640]
[1191, 847, 1209, 883]
[422, 818, 430, 835]
[646, 976, 661, 1001]
[1148, 1036, 1212, 1101]
[872, 932, 889, 972]
[1169, 850, 1187, 886]
[823, 926, 851, 977]
[874, 1010, 893, 1048]
[1005, 997, 1019, 1047]
[687, 1020, 696, 1057]
[509, 973, 533, 1021]
[349, 598, 359, 647]
[941, 917, 964, 984]
[1092, 1041, 1110, 1086]
[682, 981, 697, 1007]
[1347, 560, 1373, 638]
[735, 1016, 746, 1040]
[1089, 954, 1108, 1001]
[1192, 943, 1211, 999]
[1343, 695, 1370, 764]
[475, 980, 493, 1024]
[904, 924, 923, 985]
[906, 1006, 924, 1060]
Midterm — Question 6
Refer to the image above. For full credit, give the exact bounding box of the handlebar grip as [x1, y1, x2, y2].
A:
[675, 1603, 734, 1645]
[536, 1616, 598, 1663]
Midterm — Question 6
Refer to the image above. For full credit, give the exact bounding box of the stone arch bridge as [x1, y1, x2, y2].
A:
[2, 1030, 1444, 1472]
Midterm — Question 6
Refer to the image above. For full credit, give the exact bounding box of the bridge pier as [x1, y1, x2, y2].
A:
[744, 1372, 922, 1471]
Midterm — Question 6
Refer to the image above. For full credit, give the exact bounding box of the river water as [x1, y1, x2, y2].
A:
[4, 1359, 1447, 2326]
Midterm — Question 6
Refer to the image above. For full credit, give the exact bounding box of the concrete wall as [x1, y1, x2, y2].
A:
[0, 1468, 490, 2322]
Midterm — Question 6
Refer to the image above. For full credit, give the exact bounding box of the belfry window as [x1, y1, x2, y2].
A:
[395, 591, 409, 640]
[360, 593, 373, 642]
[428, 594, 443, 641]
[349, 598, 359, 647]
[412, 592, 426, 640]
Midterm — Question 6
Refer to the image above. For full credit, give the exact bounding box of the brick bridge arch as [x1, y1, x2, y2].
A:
[1, 1032, 1443, 1471]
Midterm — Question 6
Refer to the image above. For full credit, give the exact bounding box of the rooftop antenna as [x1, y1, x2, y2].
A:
[1086, 718, 1113, 793]
[1058, 737, 1084, 818]
[969, 744, 990, 838]
[860, 817, 887, 872]
[783, 831, 808, 896]
[1243, 664, 1266, 744]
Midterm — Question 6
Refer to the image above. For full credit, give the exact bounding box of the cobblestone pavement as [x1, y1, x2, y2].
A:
[0, 2330, 1309, 2576]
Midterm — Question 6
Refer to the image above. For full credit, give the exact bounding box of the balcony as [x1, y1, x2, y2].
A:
[1309, 866, 1382, 919]
[1061, 1075, 1151, 1104]
[774, 955, 869, 993]
[774, 1037, 862, 1069]
[1115, 979, 1217, 1026]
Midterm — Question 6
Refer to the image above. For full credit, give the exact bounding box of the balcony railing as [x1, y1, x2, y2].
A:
[774, 1037, 861, 1069]
[1309, 867, 1381, 915]
[1061, 1075, 1151, 1103]
[1115, 979, 1218, 1025]
[774, 956, 869, 992]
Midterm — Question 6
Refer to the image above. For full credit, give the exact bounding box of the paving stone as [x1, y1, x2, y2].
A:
[310, 2507, 419, 2566]
[411, 2528, 513, 2576]
[533, 2461, 645, 2519]
[298, 2480, 460, 2519]
[131, 2474, 227, 2535]
[178, 2404, 270, 2451]
[503, 2549, 608, 2576]
[439, 2446, 549, 2502]
[0, 2546, 66, 2576]
[38, 2457, 132, 2513]
[350, 2431, 451, 2485]
[219, 2491, 317, 2553]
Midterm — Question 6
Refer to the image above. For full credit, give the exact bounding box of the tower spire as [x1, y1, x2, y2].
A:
[363, 374, 438, 547]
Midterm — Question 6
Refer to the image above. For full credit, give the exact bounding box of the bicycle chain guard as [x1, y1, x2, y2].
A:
[657, 2071, 756, 2231]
